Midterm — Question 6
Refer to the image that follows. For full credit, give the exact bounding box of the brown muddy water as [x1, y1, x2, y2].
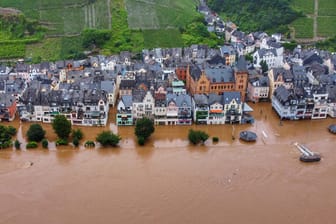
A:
[0, 103, 335, 224]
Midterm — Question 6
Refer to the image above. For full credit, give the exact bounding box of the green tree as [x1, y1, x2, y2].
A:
[207, 0, 301, 32]
[72, 138, 80, 147]
[82, 29, 111, 49]
[41, 139, 48, 149]
[260, 60, 269, 74]
[7, 126, 17, 136]
[96, 131, 121, 147]
[84, 140, 95, 148]
[52, 115, 72, 140]
[26, 141, 38, 149]
[135, 117, 155, 144]
[137, 136, 145, 146]
[188, 129, 209, 145]
[0, 125, 16, 149]
[26, 124, 46, 142]
[72, 129, 84, 140]
[14, 140, 21, 150]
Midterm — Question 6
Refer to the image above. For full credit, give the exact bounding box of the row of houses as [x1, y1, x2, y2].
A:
[116, 86, 254, 126]
[1, 30, 336, 125]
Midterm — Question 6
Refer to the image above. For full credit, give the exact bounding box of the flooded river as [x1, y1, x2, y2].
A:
[1, 103, 336, 224]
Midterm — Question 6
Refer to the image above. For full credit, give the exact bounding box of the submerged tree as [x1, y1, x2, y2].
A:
[96, 131, 121, 147]
[52, 115, 72, 140]
[26, 123, 46, 142]
[134, 117, 155, 145]
[188, 129, 209, 145]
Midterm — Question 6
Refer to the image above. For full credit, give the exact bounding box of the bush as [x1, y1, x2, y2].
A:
[84, 140, 95, 148]
[0, 125, 16, 149]
[26, 123, 46, 142]
[7, 126, 17, 136]
[41, 139, 48, 149]
[72, 137, 79, 147]
[82, 29, 111, 49]
[26, 141, 38, 149]
[137, 136, 145, 146]
[14, 140, 21, 150]
[72, 129, 84, 140]
[56, 139, 68, 146]
[96, 131, 121, 147]
[212, 137, 219, 142]
[188, 129, 209, 145]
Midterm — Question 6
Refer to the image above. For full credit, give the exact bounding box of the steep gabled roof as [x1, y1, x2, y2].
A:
[121, 95, 132, 108]
[132, 89, 146, 103]
[176, 93, 192, 107]
[207, 54, 226, 65]
[223, 91, 241, 104]
[205, 66, 234, 83]
[208, 93, 222, 105]
[120, 79, 135, 89]
[193, 94, 209, 106]
[189, 63, 202, 81]
[236, 56, 248, 72]
[273, 86, 292, 104]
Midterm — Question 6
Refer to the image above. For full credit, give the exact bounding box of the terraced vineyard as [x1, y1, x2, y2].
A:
[0, 0, 111, 35]
[290, 0, 336, 41]
[125, 0, 198, 29]
[0, 0, 200, 60]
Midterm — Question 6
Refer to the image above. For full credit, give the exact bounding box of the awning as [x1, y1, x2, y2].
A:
[243, 103, 253, 112]
[210, 109, 223, 113]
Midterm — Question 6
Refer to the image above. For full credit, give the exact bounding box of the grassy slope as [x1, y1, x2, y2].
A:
[291, 0, 314, 14]
[0, 0, 199, 60]
[290, 0, 336, 39]
[125, 0, 198, 29]
[125, 0, 199, 49]
[317, 0, 336, 37]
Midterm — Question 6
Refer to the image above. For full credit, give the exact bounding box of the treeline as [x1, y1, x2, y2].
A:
[316, 36, 336, 52]
[0, 13, 44, 38]
[81, 15, 223, 55]
[207, 0, 302, 33]
[181, 15, 223, 48]
[0, 13, 45, 59]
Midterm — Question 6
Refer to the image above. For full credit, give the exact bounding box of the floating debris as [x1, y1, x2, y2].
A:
[328, 124, 336, 134]
[294, 142, 321, 163]
[239, 131, 257, 142]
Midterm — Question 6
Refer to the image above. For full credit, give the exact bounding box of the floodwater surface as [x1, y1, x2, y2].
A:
[0, 103, 335, 224]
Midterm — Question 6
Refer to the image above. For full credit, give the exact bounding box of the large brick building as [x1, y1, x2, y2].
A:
[186, 56, 249, 101]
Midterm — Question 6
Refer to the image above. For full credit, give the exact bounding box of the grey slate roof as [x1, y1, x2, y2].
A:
[271, 68, 285, 80]
[220, 45, 235, 56]
[176, 93, 192, 107]
[236, 56, 248, 72]
[205, 66, 234, 83]
[132, 89, 146, 103]
[193, 94, 209, 106]
[0, 93, 16, 107]
[223, 91, 241, 104]
[207, 54, 226, 65]
[257, 48, 277, 57]
[100, 80, 114, 93]
[273, 86, 292, 103]
[166, 93, 177, 104]
[121, 95, 132, 108]
[120, 79, 135, 89]
[189, 63, 202, 80]
[327, 85, 336, 102]
[208, 93, 222, 105]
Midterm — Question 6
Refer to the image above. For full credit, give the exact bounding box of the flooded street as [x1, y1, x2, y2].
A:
[1, 103, 336, 224]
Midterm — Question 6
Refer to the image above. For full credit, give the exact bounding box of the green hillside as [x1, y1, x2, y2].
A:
[0, 0, 202, 61]
[289, 0, 336, 40]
